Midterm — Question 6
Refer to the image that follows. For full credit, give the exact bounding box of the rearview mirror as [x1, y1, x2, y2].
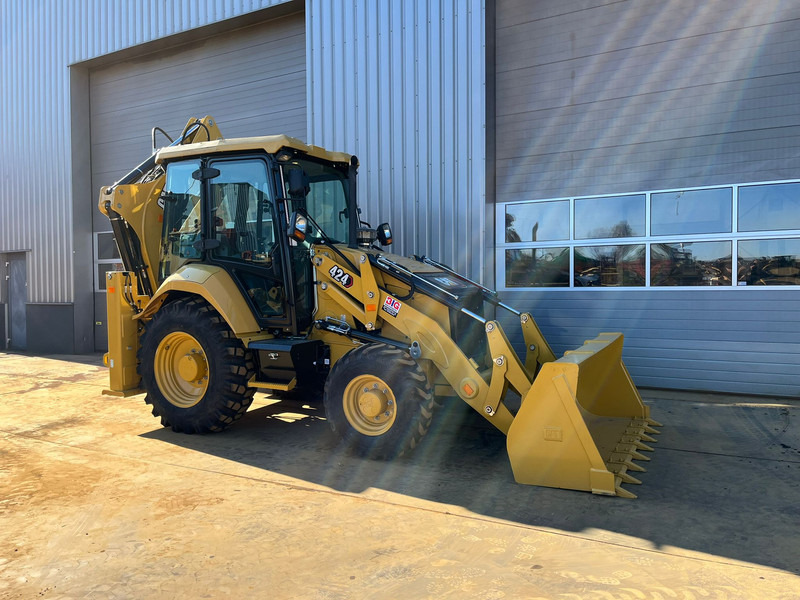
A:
[288, 211, 309, 243]
[376, 222, 393, 246]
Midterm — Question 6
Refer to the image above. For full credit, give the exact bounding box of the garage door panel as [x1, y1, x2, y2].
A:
[90, 70, 305, 152]
[90, 14, 304, 88]
[90, 42, 305, 117]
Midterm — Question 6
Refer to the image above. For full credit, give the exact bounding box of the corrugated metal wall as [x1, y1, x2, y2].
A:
[306, 0, 488, 281]
[494, 0, 800, 397]
[0, 0, 291, 304]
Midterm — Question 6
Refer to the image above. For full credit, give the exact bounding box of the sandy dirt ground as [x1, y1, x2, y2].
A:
[0, 352, 799, 599]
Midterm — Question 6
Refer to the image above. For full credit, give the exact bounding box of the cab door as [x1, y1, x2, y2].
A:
[205, 157, 299, 332]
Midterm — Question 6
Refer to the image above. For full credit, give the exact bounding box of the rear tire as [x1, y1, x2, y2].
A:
[139, 297, 255, 433]
[323, 343, 436, 459]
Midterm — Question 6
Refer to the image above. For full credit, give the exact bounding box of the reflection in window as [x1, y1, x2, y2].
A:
[575, 195, 645, 239]
[651, 241, 731, 286]
[210, 160, 274, 263]
[574, 245, 645, 287]
[505, 248, 569, 287]
[505, 201, 569, 242]
[738, 238, 800, 286]
[651, 188, 732, 236]
[739, 183, 800, 232]
[97, 232, 121, 260]
[159, 159, 202, 281]
[97, 262, 124, 290]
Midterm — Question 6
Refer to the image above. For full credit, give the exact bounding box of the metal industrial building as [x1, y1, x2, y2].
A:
[1, 0, 799, 397]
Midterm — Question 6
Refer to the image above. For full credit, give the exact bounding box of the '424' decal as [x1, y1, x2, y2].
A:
[328, 265, 354, 288]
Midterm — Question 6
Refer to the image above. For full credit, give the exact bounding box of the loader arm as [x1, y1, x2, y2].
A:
[311, 246, 661, 498]
[310, 246, 539, 434]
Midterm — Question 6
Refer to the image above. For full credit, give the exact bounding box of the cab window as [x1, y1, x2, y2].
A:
[159, 159, 201, 281]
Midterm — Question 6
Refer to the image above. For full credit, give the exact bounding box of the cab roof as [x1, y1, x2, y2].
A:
[156, 134, 354, 166]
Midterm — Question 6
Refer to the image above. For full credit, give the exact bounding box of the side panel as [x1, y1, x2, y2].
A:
[498, 289, 800, 397]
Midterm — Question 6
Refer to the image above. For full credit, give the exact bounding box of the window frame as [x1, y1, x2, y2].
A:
[93, 231, 124, 293]
[496, 179, 800, 291]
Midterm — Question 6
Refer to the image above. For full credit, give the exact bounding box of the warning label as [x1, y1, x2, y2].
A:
[382, 296, 402, 318]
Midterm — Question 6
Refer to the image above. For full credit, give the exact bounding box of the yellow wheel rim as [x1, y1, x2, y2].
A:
[342, 375, 397, 436]
[154, 332, 209, 408]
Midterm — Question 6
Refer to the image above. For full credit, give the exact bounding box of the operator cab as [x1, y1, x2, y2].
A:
[157, 146, 358, 337]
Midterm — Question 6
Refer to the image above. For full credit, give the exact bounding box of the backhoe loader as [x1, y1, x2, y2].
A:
[100, 116, 660, 497]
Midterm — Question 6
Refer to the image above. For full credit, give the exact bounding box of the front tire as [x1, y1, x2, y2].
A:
[139, 297, 255, 433]
[323, 343, 437, 459]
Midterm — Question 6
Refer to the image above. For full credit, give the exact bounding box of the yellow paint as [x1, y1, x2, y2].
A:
[139, 264, 260, 336]
[102, 270, 146, 396]
[154, 331, 209, 408]
[342, 374, 397, 436]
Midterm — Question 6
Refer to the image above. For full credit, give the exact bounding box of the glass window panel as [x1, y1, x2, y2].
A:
[210, 159, 275, 262]
[737, 238, 800, 286]
[505, 201, 569, 242]
[97, 262, 124, 290]
[574, 245, 645, 287]
[97, 232, 120, 260]
[651, 188, 732, 236]
[650, 241, 732, 286]
[159, 159, 202, 280]
[738, 183, 800, 232]
[575, 195, 645, 239]
[505, 247, 570, 287]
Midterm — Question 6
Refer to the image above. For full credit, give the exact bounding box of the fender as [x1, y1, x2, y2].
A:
[138, 264, 261, 336]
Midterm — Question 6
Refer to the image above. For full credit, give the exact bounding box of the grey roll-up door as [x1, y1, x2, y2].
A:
[89, 10, 306, 351]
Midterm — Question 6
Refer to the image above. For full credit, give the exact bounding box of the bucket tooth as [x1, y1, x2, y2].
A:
[614, 483, 637, 499]
[610, 453, 647, 472]
[614, 444, 651, 461]
[631, 419, 660, 435]
[647, 417, 663, 428]
[626, 427, 657, 443]
[608, 464, 642, 485]
[620, 435, 654, 452]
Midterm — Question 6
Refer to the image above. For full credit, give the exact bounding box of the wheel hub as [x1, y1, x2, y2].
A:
[343, 376, 396, 436]
[178, 351, 207, 383]
[358, 389, 389, 418]
[154, 332, 209, 408]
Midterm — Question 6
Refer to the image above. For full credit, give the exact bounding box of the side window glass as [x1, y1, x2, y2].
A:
[210, 159, 285, 319]
[210, 160, 275, 263]
[159, 159, 201, 281]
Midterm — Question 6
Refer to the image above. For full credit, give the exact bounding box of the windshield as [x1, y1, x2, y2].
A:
[281, 158, 351, 244]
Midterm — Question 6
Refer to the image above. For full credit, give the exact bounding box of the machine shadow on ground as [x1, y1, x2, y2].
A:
[141, 391, 800, 575]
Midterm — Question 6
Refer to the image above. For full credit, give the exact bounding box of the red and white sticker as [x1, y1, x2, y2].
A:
[382, 296, 402, 317]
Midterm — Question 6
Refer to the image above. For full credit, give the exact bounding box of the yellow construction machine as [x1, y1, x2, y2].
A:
[100, 116, 660, 497]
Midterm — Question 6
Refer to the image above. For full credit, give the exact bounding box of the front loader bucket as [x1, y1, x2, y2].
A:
[507, 333, 660, 498]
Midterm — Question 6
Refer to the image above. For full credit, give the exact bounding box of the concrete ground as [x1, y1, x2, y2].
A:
[0, 352, 799, 599]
